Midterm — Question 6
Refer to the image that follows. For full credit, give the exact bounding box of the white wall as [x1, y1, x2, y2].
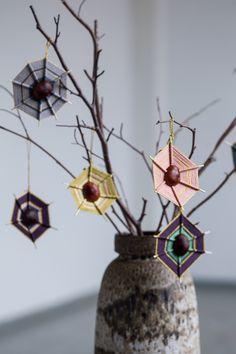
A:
[0, 0, 138, 321]
[0, 0, 235, 322]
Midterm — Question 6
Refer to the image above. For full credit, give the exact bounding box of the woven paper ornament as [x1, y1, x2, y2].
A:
[154, 213, 207, 277]
[151, 117, 203, 206]
[68, 165, 118, 215]
[151, 144, 202, 206]
[12, 43, 68, 121]
[11, 191, 51, 242]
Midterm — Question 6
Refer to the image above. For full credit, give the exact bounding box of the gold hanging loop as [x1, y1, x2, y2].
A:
[169, 114, 175, 145]
[44, 39, 53, 60]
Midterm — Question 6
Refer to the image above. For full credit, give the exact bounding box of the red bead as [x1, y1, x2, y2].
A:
[164, 165, 180, 187]
[21, 207, 39, 227]
[173, 234, 189, 256]
[82, 181, 100, 202]
[32, 80, 53, 100]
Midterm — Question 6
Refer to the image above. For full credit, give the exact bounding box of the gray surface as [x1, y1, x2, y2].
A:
[196, 283, 236, 354]
[0, 283, 235, 354]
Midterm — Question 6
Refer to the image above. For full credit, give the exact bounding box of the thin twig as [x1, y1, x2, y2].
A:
[111, 206, 130, 232]
[73, 133, 103, 161]
[0, 85, 30, 139]
[138, 198, 148, 224]
[54, 14, 61, 44]
[105, 212, 121, 233]
[0, 109, 29, 139]
[73, 130, 103, 161]
[106, 128, 114, 142]
[78, 0, 87, 17]
[200, 117, 236, 176]
[76, 115, 91, 162]
[0, 125, 75, 179]
[156, 113, 196, 159]
[156, 201, 171, 233]
[175, 99, 221, 139]
[104, 123, 152, 173]
[155, 97, 164, 153]
[187, 168, 236, 217]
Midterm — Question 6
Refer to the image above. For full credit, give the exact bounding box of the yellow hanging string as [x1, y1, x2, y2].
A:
[44, 39, 52, 60]
[154, 237, 158, 258]
[27, 141, 31, 192]
[169, 115, 175, 145]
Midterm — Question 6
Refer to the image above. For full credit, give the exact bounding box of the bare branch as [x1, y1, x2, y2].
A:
[0, 109, 29, 139]
[96, 70, 105, 79]
[155, 97, 164, 153]
[105, 212, 121, 234]
[156, 201, 171, 233]
[103, 123, 152, 173]
[187, 168, 236, 217]
[111, 206, 130, 232]
[175, 98, 220, 139]
[106, 128, 114, 142]
[138, 198, 148, 224]
[113, 174, 129, 209]
[200, 117, 236, 176]
[54, 14, 61, 44]
[156, 114, 196, 159]
[73, 131, 103, 161]
[75, 115, 91, 162]
[78, 0, 87, 17]
[0, 125, 75, 179]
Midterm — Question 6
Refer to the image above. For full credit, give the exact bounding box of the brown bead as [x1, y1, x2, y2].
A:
[82, 181, 100, 202]
[32, 80, 53, 100]
[21, 207, 39, 228]
[164, 165, 180, 187]
[173, 234, 189, 256]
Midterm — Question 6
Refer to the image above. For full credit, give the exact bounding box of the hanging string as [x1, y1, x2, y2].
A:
[169, 114, 175, 145]
[44, 39, 52, 60]
[27, 141, 31, 192]
[154, 237, 158, 259]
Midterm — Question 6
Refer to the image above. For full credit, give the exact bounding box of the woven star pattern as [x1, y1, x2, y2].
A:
[12, 59, 68, 120]
[152, 143, 200, 206]
[11, 191, 51, 242]
[68, 166, 118, 215]
[154, 213, 205, 277]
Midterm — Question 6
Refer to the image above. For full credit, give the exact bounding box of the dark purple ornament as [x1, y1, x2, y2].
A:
[11, 191, 51, 242]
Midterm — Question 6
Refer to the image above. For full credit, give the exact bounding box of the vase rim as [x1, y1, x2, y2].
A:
[115, 232, 157, 257]
[115, 231, 158, 237]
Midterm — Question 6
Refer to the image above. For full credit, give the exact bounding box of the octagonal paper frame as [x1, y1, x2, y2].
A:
[11, 191, 50, 242]
[152, 144, 200, 206]
[154, 213, 205, 277]
[12, 59, 68, 120]
[69, 165, 119, 215]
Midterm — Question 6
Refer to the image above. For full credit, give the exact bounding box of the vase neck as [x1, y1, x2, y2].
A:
[115, 233, 157, 258]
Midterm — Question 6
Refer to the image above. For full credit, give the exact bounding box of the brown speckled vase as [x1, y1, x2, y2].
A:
[95, 233, 200, 354]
